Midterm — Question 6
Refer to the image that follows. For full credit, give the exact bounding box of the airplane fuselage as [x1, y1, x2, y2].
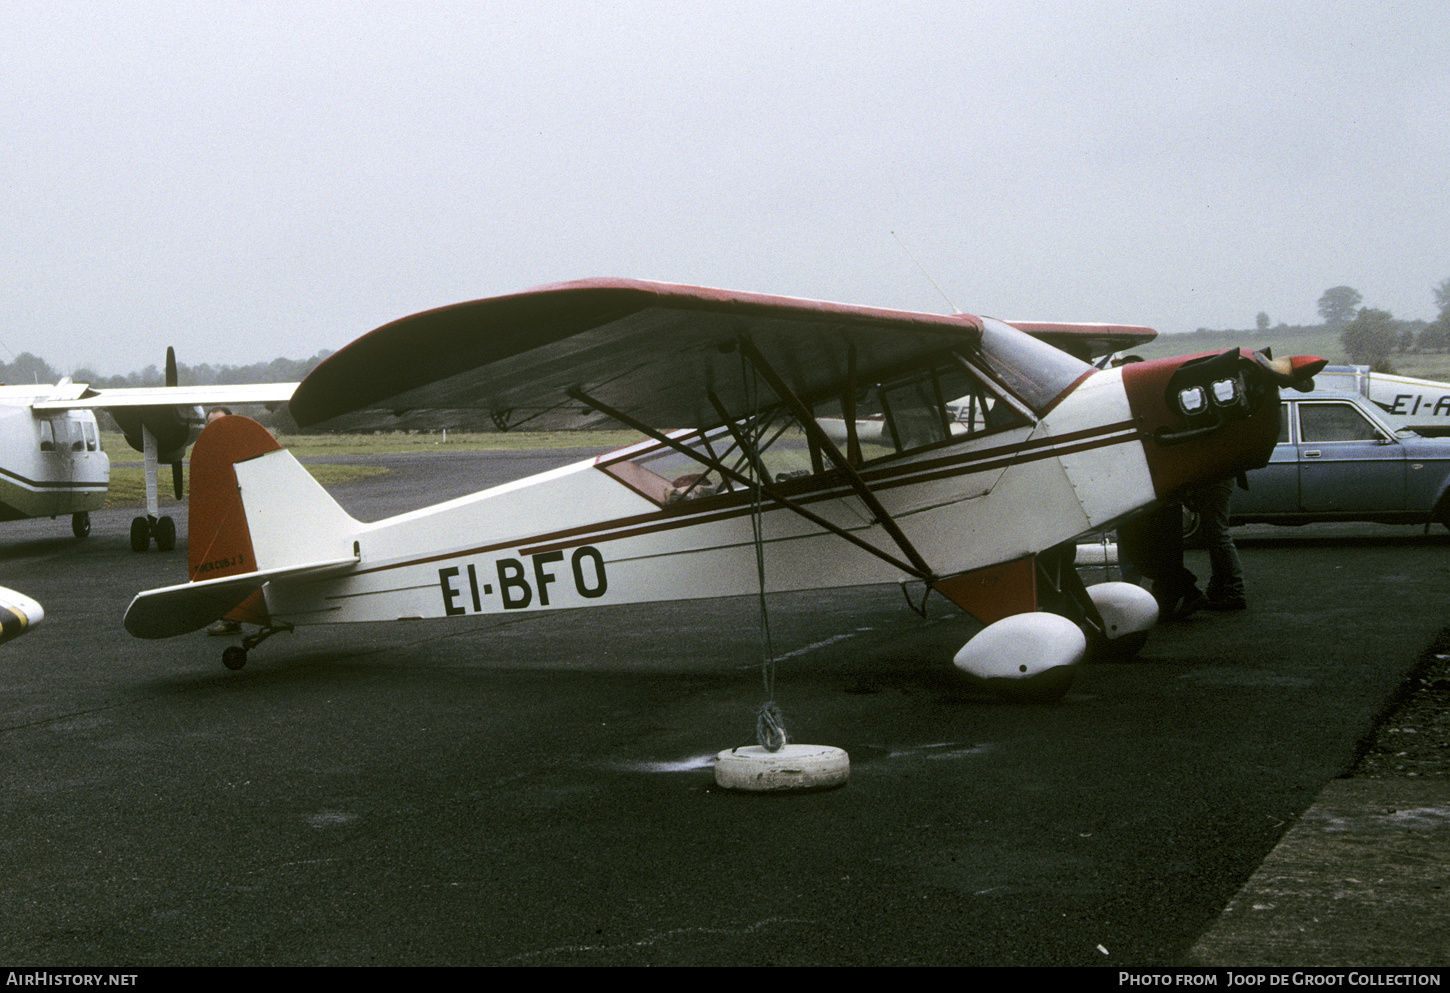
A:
[0, 388, 109, 522]
[242, 367, 1162, 627]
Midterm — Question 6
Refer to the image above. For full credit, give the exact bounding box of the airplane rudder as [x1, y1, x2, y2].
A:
[187, 415, 282, 582]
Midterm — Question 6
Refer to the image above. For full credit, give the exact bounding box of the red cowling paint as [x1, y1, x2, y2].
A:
[1119, 351, 1282, 498]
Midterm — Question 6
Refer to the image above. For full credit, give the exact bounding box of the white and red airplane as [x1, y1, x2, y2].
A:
[0, 348, 295, 550]
[123, 279, 1324, 699]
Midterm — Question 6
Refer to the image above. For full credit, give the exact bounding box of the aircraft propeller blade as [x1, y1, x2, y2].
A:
[1251, 350, 1327, 392]
[166, 346, 178, 388]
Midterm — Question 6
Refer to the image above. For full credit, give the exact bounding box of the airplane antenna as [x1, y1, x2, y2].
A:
[892, 231, 961, 315]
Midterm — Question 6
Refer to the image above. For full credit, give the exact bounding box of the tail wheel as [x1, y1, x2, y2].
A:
[71, 512, 90, 539]
[222, 646, 248, 670]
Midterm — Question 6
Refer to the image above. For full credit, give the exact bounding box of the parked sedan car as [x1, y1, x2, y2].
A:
[1184, 390, 1450, 540]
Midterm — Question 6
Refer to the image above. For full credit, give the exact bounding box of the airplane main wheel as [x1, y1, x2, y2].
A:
[1086, 629, 1150, 663]
[222, 646, 248, 670]
[72, 512, 90, 538]
[130, 517, 151, 552]
[154, 516, 176, 552]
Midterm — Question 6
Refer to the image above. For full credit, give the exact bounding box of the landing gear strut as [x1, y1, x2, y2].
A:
[1038, 542, 1154, 663]
[130, 515, 177, 552]
[219, 622, 294, 670]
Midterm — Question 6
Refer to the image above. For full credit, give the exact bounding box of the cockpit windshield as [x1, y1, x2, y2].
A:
[972, 317, 1094, 415]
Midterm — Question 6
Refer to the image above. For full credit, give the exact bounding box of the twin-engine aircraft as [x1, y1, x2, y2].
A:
[1, 348, 295, 550]
[123, 278, 1324, 699]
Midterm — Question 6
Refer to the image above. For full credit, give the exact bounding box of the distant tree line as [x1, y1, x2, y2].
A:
[1326, 279, 1450, 369]
[0, 350, 330, 390]
[1212, 279, 1450, 372]
[0, 351, 331, 433]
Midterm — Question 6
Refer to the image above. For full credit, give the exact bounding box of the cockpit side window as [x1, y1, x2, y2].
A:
[813, 355, 1029, 463]
[598, 425, 782, 507]
[39, 419, 56, 452]
[68, 414, 86, 451]
[596, 340, 1047, 506]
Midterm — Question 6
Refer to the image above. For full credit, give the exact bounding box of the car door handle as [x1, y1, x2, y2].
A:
[1303, 450, 1321, 458]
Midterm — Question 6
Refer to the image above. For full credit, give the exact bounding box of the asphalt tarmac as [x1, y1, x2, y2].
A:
[2, 448, 1447, 966]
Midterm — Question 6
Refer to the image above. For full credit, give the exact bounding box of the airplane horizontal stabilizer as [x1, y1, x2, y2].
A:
[124, 557, 359, 639]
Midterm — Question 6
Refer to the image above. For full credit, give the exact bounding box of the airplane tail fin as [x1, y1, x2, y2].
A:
[189, 415, 360, 579]
[122, 416, 361, 639]
[186, 415, 281, 585]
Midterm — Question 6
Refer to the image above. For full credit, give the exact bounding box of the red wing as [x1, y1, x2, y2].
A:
[290, 278, 985, 430]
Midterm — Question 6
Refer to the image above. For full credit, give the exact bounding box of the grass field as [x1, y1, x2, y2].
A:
[1139, 327, 1450, 381]
[99, 428, 646, 508]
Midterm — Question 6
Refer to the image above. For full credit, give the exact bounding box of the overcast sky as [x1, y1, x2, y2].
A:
[4, 0, 1448, 375]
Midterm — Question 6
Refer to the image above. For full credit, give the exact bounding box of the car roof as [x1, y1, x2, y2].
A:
[1285, 389, 1376, 402]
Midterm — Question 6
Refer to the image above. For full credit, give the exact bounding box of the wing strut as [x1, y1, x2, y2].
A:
[565, 387, 932, 581]
[735, 337, 936, 580]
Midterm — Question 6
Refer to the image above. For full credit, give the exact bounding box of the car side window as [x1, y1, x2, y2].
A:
[1299, 402, 1385, 443]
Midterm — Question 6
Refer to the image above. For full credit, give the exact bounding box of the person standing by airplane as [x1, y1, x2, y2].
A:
[1109, 353, 1210, 620]
[1117, 500, 1209, 620]
[1187, 477, 1247, 610]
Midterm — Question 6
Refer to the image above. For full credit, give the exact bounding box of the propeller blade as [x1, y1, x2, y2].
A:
[1251, 351, 1327, 392]
[172, 461, 185, 501]
[166, 346, 178, 388]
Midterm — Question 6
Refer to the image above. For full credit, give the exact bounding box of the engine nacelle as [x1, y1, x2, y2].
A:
[954, 612, 1086, 703]
[0, 587, 44, 646]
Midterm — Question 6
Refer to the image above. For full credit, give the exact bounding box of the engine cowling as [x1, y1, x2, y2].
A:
[0, 587, 44, 646]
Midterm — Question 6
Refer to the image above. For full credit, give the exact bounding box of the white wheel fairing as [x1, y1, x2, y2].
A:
[953, 612, 1086, 702]
[1085, 582, 1159, 639]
